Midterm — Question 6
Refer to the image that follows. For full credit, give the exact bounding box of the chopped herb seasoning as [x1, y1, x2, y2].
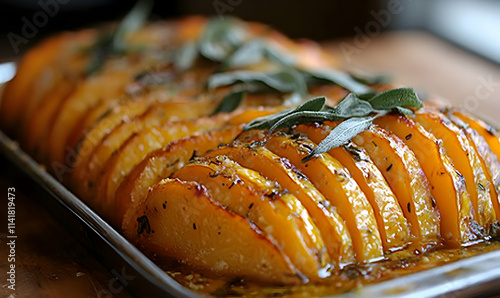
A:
[137, 215, 151, 235]
[407, 202, 412, 213]
[193, 223, 197, 230]
[405, 133, 412, 140]
[386, 164, 393, 171]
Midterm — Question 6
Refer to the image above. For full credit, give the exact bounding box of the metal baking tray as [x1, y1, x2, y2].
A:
[1, 61, 500, 297]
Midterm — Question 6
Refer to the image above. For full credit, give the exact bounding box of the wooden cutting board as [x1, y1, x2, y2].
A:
[0, 31, 499, 298]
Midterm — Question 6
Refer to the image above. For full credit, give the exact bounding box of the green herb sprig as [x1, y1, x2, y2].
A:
[87, 0, 153, 75]
[244, 88, 423, 162]
[173, 17, 381, 114]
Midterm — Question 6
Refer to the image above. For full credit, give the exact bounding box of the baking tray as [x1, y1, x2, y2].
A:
[1, 62, 500, 297]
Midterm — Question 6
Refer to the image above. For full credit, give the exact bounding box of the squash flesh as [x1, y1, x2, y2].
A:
[0, 31, 93, 133]
[295, 124, 410, 251]
[446, 112, 500, 223]
[453, 111, 500, 161]
[96, 116, 228, 223]
[415, 110, 496, 229]
[375, 114, 481, 245]
[173, 156, 328, 280]
[135, 178, 301, 284]
[350, 125, 440, 248]
[46, 68, 136, 165]
[76, 100, 215, 200]
[248, 132, 384, 262]
[204, 144, 356, 265]
[119, 126, 242, 237]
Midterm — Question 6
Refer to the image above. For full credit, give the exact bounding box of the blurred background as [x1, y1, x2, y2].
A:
[1, 0, 500, 120]
[0, 0, 499, 64]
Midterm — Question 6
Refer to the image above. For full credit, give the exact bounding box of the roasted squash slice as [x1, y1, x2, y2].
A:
[21, 79, 77, 157]
[95, 116, 229, 221]
[0, 31, 94, 133]
[295, 124, 410, 252]
[243, 131, 384, 262]
[375, 114, 481, 245]
[46, 68, 137, 165]
[414, 110, 496, 229]
[453, 111, 500, 161]
[74, 100, 215, 200]
[348, 125, 440, 248]
[173, 156, 328, 280]
[204, 144, 356, 265]
[446, 112, 500, 223]
[119, 126, 243, 236]
[70, 99, 200, 187]
[135, 178, 301, 284]
[65, 97, 150, 155]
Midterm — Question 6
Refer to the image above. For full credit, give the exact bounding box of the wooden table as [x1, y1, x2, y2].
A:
[0, 31, 499, 298]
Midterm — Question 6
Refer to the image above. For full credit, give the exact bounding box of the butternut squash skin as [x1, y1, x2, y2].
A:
[295, 123, 410, 252]
[375, 114, 483, 246]
[135, 179, 301, 285]
[173, 156, 329, 280]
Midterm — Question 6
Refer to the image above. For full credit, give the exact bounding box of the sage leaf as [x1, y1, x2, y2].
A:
[368, 88, 422, 110]
[211, 90, 246, 115]
[394, 106, 414, 116]
[225, 39, 265, 68]
[87, 0, 153, 75]
[244, 96, 326, 130]
[327, 93, 374, 118]
[295, 96, 327, 112]
[208, 70, 297, 93]
[264, 46, 295, 67]
[306, 69, 375, 97]
[244, 109, 292, 131]
[199, 18, 244, 62]
[349, 71, 391, 85]
[269, 111, 333, 132]
[302, 116, 375, 162]
[112, 0, 153, 51]
[174, 42, 198, 71]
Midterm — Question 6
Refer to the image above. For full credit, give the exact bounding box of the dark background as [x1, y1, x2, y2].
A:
[0, 0, 499, 64]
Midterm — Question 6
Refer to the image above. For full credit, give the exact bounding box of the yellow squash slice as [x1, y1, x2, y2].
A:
[74, 100, 215, 200]
[173, 156, 328, 280]
[246, 131, 384, 262]
[414, 110, 496, 229]
[204, 144, 356, 265]
[453, 111, 500, 161]
[135, 179, 301, 284]
[375, 114, 482, 245]
[95, 116, 228, 220]
[119, 126, 242, 236]
[295, 124, 410, 252]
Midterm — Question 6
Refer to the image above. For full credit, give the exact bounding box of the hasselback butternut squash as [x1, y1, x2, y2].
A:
[1, 15, 500, 296]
